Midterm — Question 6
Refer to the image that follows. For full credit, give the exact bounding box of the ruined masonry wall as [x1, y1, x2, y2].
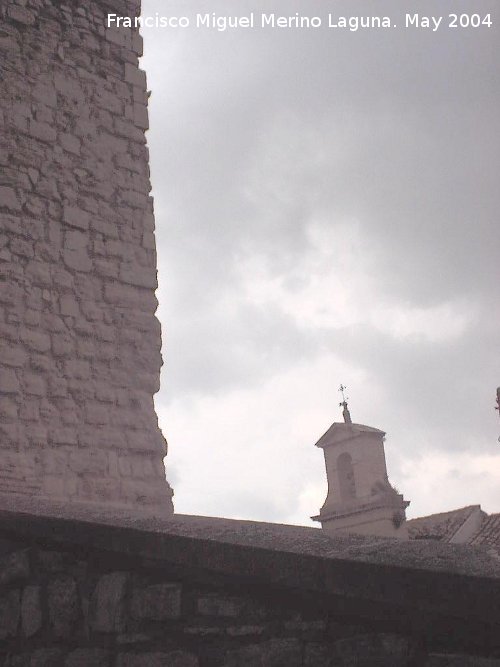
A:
[0, 528, 498, 666]
[0, 0, 174, 512]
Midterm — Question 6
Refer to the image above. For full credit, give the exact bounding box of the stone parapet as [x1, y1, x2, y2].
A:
[0, 501, 499, 665]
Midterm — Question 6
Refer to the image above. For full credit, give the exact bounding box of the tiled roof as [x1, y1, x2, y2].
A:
[407, 505, 480, 541]
[470, 514, 500, 548]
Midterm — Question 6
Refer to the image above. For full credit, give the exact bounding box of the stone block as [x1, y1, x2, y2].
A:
[20, 329, 51, 352]
[85, 404, 110, 425]
[333, 633, 410, 664]
[64, 359, 90, 380]
[114, 118, 144, 142]
[40, 449, 68, 476]
[224, 639, 302, 667]
[52, 333, 76, 357]
[68, 449, 108, 475]
[133, 371, 160, 393]
[124, 63, 147, 88]
[29, 120, 57, 143]
[226, 625, 265, 637]
[119, 189, 148, 209]
[0, 550, 30, 586]
[32, 81, 58, 108]
[37, 550, 65, 573]
[21, 585, 42, 637]
[64, 230, 88, 250]
[64, 247, 92, 272]
[91, 218, 119, 239]
[142, 232, 155, 250]
[133, 103, 149, 130]
[95, 258, 119, 278]
[120, 263, 157, 288]
[0, 589, 21, 639]
[30, 353, 56, 374]
[104, 283, 157, 311]
[53, 267, 74, 290]
[0, 422, 22, 445]
[115, 152, 141, 173]
[34, 241, 60, 263]
[184, 626, 223, 637]
[0, 396, 18, 420]
[25, 309, 42, 326]
[130, 583, 182, 621]
[63, 206, 90, 231]
[0, 341, 28, 367]
[60, 133, 81, 155]
[10, 238, 34, 258]
[26, 424, 48, 446]
[19, 400, 40, 421]
[95, 88, 124, 115]
[106, 27, 132, 49]
[303, 643, 332, 667]
[50, 427, 78, 446]
[24, 373, 46, 396]
[0, 368, 20, 394]
[29, 649, 65, 667]
[79, 478, 121, 503]
[54, 73, 85, 105]
[25, 288, 43, 311]
[60, 295, 80, 317]
[77, 338, 96, 358]
[7, 5, 35, 25]
[47, 575, 79, 638]
[26, 261, 52, 287]
[68, 379, 95, 401]
[0, 284, 24, 307]
[80, 301, 103, 321]
[117, 653, 198, 667]
[197, 595, 244, 618]
[0, 186, 22, 211]
[89, 572, 128, 633]
[425, 656, 500, 666]
[65, 649, 111, 667]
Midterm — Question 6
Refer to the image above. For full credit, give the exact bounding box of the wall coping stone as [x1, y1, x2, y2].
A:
[1, 494, 499, 636]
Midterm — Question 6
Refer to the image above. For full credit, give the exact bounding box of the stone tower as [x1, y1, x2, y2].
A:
[312, 401, 409, 539]
[0, 0, 173, 514]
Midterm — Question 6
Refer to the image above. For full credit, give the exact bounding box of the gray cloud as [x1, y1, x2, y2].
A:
[143, 0, 500, 519]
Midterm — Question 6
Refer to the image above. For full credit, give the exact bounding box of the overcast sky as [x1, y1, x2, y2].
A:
[140, 0, 500, 525]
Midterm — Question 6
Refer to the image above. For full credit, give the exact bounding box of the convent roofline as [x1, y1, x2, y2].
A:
[315, 422, 386, 448]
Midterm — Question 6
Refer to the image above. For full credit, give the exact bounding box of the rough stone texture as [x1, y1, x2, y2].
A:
[21, 585, 42, 637]
[0, 0, 173, 513]
[4, 648, 65, 667]
[64, 648, 111, 667]
[224, 638, 302, 666]
[130, 582, 182, 620]
[0, 507, 499, 666]
[89, 571, 128, 632]
[116, 653, 198, 667]
[0, 590, 20, 640]
[0, 551, 29, 586]
[47, 575, 79, 638]
[426, 657, 500, 667]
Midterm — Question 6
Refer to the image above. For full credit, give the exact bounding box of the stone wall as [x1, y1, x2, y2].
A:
[0, 0, 173, 511]
[0, 538, 418, 667]
[0, 534, 498, 667]
[0, 507, 499, 666]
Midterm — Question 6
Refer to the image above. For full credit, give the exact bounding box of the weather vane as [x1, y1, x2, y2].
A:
[338, 384, 352, 425]
[496, 387, 500, 442]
